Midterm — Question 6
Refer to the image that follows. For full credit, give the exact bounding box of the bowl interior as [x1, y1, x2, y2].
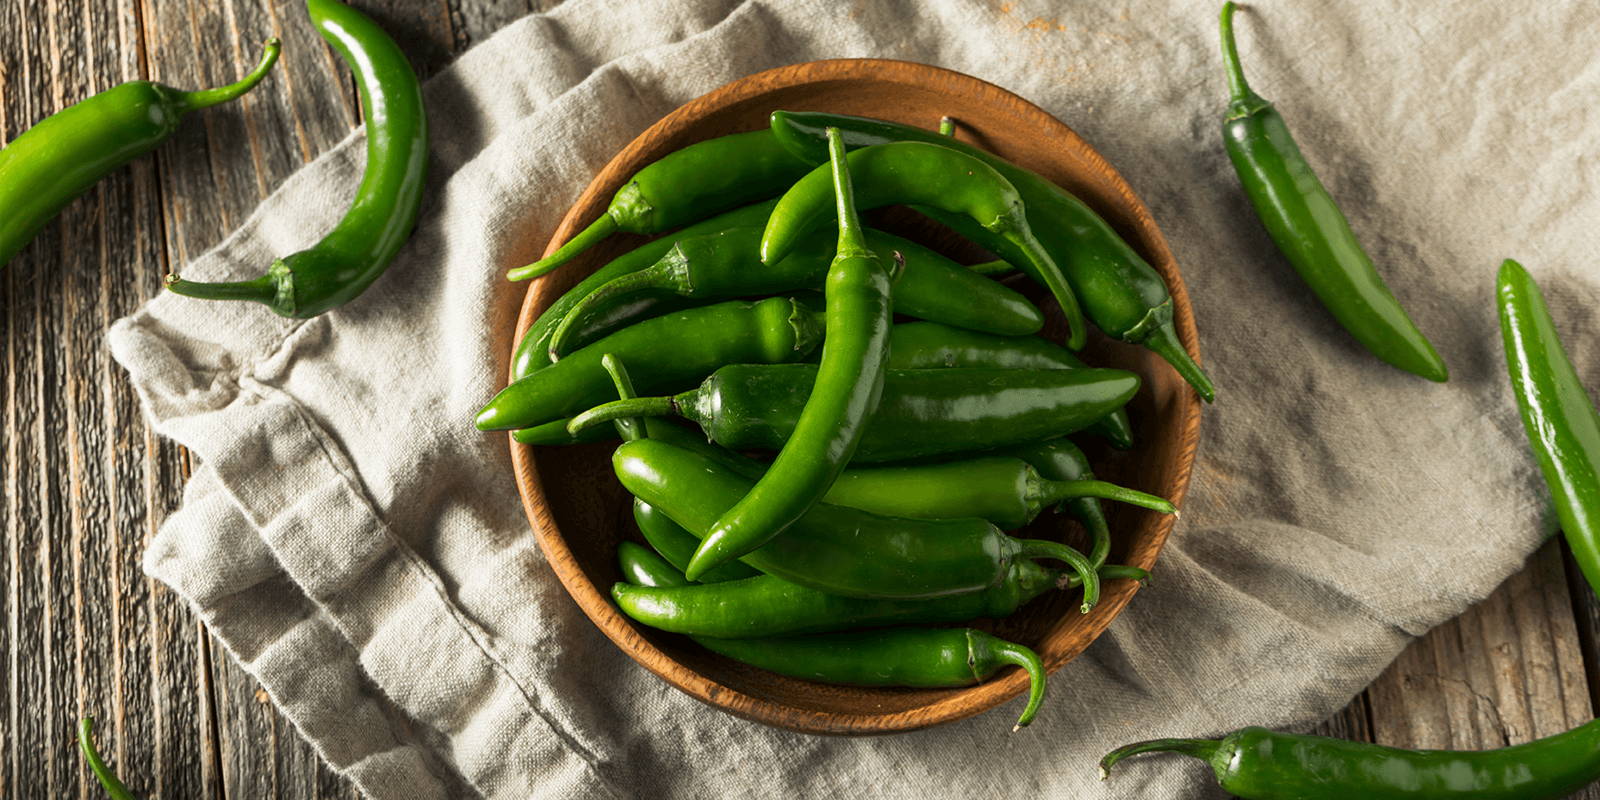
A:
[510, 59, 1202, 734]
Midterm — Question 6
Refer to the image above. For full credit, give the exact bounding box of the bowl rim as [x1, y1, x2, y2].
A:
[506, 57, 1204, 735]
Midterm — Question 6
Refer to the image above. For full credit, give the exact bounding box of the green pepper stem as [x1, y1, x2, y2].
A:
[1219, 2, 1271, 118]
[966, 258, 1015, 277]
[1081, 509, 1113, 569]
[1018, 539, 1099, 613]
[79, 717, 140, 800]
[509, 214, 619, 281]
[827, 128, 871, 258]
[566, 395, 676, 435]
[938, 116, 956, 137]
[1145, 322, 1216, 403]
[1041, 479, 1176, 515]
[600, 354, 645, 442]
[1058, 564, 1149, 590]
[173, 38, 281, 113]
[989, 639, 1047, 731]
[1099, 737, 1221, 780]
[163, 272, 279, 304]
[547, 263, 671, 360]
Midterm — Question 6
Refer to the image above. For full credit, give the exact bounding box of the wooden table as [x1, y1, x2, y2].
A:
[3, 1, 1596, 797]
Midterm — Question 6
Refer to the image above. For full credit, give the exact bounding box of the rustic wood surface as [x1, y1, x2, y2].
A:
[1, 0, 1595, 797]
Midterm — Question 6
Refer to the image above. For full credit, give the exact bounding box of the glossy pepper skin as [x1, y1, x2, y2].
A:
[768, 110, 1213, 401]
[166, 0, 429, 318]
[1498, 258, 1600, 597]
[546, 225, 1042, 358]
[569, 363, 1140, 463]
[1217, 2, 1445, 382]
[688, 128, 896, 580]
[761, 138, 1087, 349]
[510, 201, 780, 380]
[79, 717, 139, 800]
[889, 321, 1134, 449]
[614, 438, 1099, 604]
[1100, 722, 1600, 799]
[633, 499, 760, 583]
[614, 546, 1052, 730]
[476, 297, 821, 431]
[510, 131, 811, 280]
[0, 41, 280, 269]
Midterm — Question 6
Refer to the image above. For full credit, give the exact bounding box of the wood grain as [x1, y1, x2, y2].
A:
[2, 0, 1597, 794]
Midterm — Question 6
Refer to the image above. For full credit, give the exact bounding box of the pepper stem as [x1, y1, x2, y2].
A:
[547, 263, 672, 360]
[509, 215, 619, 281]
[1219, 2, 1271, 118]
[173, 38, 281, 113]
[79, 718, 139, 800]
[1145, 322, 1216, 402]
[938, 116, 956, 137]
[827, 128, 871, 258]
[600, 354, 646, 443]
[1058, 564, 1149, 590]
[1041, 479, 1176, 515]
[966, 258, 1015, 277]
[163, 272, 279, 305]
[1099, 737, 1221, 780]
[988, 638, 1047, 730]
[566, 395, 676, 435]
[1018, 540, 1100, 613]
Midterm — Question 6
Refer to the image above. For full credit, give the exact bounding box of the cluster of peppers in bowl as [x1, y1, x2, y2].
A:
[476, 113, 1197, 729]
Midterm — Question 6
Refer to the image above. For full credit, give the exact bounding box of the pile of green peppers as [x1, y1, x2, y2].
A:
[476, 113, 1198, 729]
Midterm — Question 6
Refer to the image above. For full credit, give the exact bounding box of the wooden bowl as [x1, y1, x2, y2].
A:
[508, 59, 1203, 734]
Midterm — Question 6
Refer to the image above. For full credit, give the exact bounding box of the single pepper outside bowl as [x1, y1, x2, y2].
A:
[508, 58, 1204, 735]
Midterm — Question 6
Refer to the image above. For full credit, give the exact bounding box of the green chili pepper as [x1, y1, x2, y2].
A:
[700, 629, 1049, 729]
[888, 321, 1134, 449]
[1497, 258, 1600, 597]
[761, 138, 1087, 350]
[768, 110, 1214, 401]
[568, 364, 1140, 463]
[165, 0, 428, 318]
[0, 41, 280, 269]
[545, 225, 1042, 359]
[634, 499, 761, 583]
[511, 201, 781, 380]
[510, 131, 811, 280]
[613, 546, 1055, 731]
[614, 438, 1099, 605]
[686, 128, 897, 580]
[823, 456, 1172, 531]
[79, 717, 140, 800]
[1006, 439, 1116, 568]
[476, 297, 822, 431]
[1217, 2, 1445, 382]
[613, 560, 1149, 639]
[1100, 721, 1600, 799]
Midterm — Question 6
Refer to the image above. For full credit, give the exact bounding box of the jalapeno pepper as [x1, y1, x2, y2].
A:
[546, 226, 1042, 359]
[1217, 2, 1446, 382]
[761, 138, 1087, 349]
[0, 41, 280, 270]
[568, 364, 1140, 463]
[79, 717, 139, 800]
[1497, 258, 1600, 597]
[509, 131, 811, 280]
[475, 297, 822, 431]
[615, 438, 1099, 605]
[614, 545, 1054, 730]
[511, 201, 781, 379]
[686, 128, 897, 580]
[1100, 722, 1600, 799]
[166, 0, 429, 318]
[768, 110, 1214, 401]
[888, 321, 1134, 449]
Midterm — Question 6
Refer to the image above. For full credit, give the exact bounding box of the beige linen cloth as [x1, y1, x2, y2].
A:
[107, 0, 1600, 797]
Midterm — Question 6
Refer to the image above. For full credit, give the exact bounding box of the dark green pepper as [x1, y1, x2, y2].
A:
[0, 41, 280, 269]
[634, 499, 761, 583]
[546, 226, 1042, 359]
[569, 364, 1140, 463]
[476, 297, 822, 431]
[1007, 439, 1117, 568]
[510, 131, 811, 280]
